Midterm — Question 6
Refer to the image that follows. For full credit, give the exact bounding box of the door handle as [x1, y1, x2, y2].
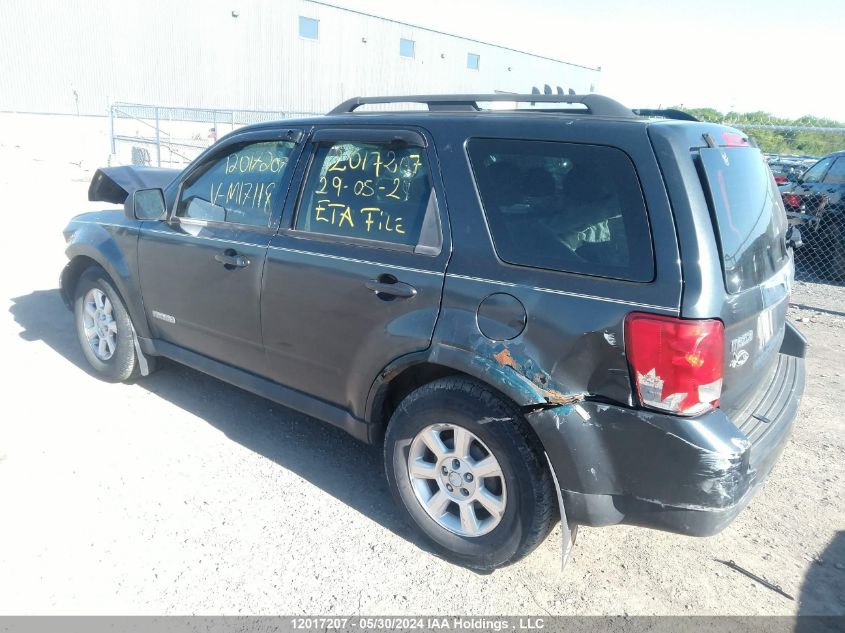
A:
[365, 274, 417, 299]
[214, 249, 250, 269]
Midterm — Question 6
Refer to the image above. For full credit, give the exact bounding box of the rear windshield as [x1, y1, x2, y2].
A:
[698, 147, 788, 294]
[467, 139, 654, 282]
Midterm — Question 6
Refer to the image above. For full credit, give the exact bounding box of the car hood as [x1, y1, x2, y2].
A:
[88, 166, 180, 204]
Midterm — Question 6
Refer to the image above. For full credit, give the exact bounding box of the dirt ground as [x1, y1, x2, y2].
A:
[0, 113, 843, 616]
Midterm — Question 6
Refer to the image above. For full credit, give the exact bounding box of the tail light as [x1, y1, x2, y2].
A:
[774, 175, 788, 185]
[783, 193, 801, 208]
[625, 313, 724, 416]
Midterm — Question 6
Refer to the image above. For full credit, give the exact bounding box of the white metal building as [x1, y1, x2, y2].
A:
[0, 0, 601, 116]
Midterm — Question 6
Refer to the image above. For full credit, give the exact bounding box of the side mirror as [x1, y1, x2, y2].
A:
[125, 188, 166, 221]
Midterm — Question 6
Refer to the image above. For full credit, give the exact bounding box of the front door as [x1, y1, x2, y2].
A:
[261, 127, 450, 417]
[794, 155, 835, 213]
[138, 130, 303, 373]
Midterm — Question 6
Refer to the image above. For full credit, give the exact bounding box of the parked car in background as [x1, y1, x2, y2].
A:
[767, 156, 812, 185]
[779, 150, 845, 278]
[60, 94, 806, 570]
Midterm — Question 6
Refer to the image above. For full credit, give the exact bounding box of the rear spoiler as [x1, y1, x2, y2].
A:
[632, 108, 699, 121]
[88, 166, 180, 204]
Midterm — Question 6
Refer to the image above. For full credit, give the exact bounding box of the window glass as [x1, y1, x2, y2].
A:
[400, 38, 415, 58]
[699, 148, 788, 294]
[299, 16, 319, 39]
[467, 53, 480, 70]
[822, 157, 845, 185]
[296, 142, 432, 247]
[176, 140, 297, 227]
[801, 157, 833, 183]
[467, 138, 654, 281]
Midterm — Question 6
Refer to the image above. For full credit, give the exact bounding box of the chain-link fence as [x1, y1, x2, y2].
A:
[688, 114, 845, 286]
[737, 125, 845, 286]
[782, 183, 845, 284]
[108, 102, 318, 168]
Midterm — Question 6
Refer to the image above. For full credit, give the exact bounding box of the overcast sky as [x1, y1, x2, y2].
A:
[327, 0, 845, 121]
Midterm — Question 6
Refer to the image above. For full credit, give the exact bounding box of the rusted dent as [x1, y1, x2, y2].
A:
[494, 348, 518, 370]
[493, 344, 584, 406]
[536, 387, 584, 406]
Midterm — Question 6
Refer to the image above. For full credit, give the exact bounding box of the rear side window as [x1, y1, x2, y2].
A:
[467, 139, 654, 281]
[698, 147, 788, 294]
[296, 141, 433, 247]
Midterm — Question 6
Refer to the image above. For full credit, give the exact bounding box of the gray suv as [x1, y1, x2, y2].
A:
[60, 94, 806, 570]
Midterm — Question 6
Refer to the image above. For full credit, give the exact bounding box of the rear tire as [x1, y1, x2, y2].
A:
[384, 377, 559, 570]
[73, 267, 140, 382]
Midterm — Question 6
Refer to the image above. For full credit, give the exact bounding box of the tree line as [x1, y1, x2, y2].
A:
[678, 107, 845, 157]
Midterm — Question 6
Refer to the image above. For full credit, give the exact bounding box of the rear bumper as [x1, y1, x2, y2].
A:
[531, 347, 805, 537]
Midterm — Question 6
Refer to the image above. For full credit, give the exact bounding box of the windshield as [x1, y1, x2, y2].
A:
[698, 147, 789, 294]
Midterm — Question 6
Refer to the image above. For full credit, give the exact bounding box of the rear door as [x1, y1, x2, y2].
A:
[261, 127, 450, 417]
[138, 129, 303, 373]
[697, 145, 792, 413]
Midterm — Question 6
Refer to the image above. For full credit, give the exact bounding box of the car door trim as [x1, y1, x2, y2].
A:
[267, 244, 443, 276]
[143, 228, 264, 250]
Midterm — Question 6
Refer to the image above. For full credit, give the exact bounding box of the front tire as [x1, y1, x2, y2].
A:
[73, 267, 140, 382]
[384, 377, 558, 570]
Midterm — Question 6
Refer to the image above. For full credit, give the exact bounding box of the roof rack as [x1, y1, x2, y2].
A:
[328, 94, 635, 118]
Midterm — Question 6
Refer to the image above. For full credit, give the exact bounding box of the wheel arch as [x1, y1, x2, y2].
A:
[366, 346, 582, 534]
[61, 243, 151, 339]
[365, 344, 560, 444]
[59, 254, 100, 310]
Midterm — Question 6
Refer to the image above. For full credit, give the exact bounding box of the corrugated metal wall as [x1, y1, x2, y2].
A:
[0, 0, 600, 115]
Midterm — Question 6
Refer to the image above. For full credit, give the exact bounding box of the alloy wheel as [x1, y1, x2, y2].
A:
[407, 423, 507, 537]
[82, 288, 117, 361]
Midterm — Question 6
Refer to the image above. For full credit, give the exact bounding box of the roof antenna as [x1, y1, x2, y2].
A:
[543, 84, 552, 95]
[556, 86, 564, 95]
[568, 88, 576, 95]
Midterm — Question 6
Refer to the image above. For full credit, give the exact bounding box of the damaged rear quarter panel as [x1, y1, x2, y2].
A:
[430, 274, 663, 410]
[427, 276, 751, 513]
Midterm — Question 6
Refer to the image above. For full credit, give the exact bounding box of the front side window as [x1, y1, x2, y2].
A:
[295, 141, 433, 247]
[400, 38, 415, 58]
[467, 138, 654, 281]
[801, 157, 833, 183]
[299, 16, 319, 39]
[175, 140, 297, 227]
[822, 157, 845, 185]
[467, 53, 480, 70]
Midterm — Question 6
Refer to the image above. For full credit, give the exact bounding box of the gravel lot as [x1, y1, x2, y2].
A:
[0, 113, 843, 616]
